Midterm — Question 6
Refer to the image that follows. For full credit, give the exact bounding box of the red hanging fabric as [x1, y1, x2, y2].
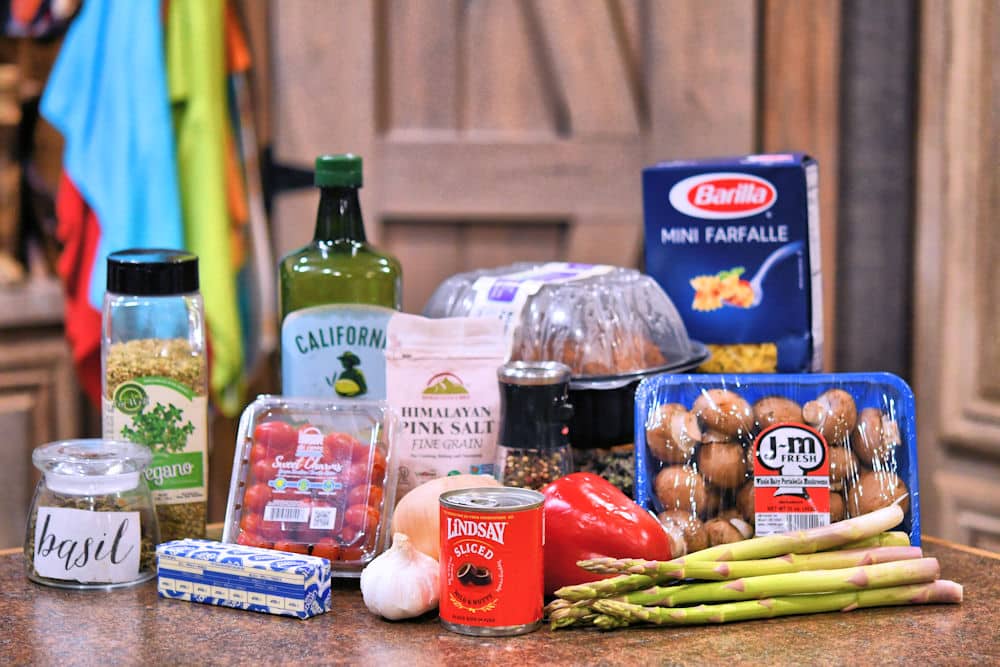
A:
[55, 173, 103, 405]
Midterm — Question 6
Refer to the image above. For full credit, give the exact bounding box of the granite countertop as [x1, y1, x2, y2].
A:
[0, 537, 996, 666]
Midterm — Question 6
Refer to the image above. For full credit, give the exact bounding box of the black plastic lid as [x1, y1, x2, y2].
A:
[107, 249, 199, 296]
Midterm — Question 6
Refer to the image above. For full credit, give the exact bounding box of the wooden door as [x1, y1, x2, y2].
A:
[914, 0, 1000, 549]
[271, 0, 759, 314]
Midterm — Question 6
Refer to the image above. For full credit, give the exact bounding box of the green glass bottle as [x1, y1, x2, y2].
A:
[279, 154, 402, 399]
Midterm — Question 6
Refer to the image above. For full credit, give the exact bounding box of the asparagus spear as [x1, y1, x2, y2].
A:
[672, 503, 905, 564]
[840, 531, 910, 550]
[579, 545, 923, 579]
[592, 614, 631, 630]
[588, 580, 962, 628]
[608, 557, 940, 607]
[549, 605, 598, 629]
[557, 505, 905, 600]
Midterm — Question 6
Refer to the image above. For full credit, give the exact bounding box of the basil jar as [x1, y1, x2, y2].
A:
[24, 439, 160, 589]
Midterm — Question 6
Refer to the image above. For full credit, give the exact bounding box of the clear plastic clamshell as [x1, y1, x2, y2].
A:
[423, 262, 706, 383]
[634, 373, 920, 555]
[222, 396, 397, 577]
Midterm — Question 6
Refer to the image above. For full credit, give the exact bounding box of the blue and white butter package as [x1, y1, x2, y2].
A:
[157, 539, 332, 619]
[642, 153, 822, 372]
[634, 373, 920, 552]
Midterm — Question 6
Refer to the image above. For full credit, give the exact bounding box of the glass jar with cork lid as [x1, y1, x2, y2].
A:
[494, 361, 574, 490]
[102, 249, 208, 542]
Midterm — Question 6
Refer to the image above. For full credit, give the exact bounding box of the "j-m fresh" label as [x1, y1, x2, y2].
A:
[753, 422, 830, 536]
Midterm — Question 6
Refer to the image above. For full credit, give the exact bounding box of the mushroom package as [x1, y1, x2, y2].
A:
[634, 373, 919, 556]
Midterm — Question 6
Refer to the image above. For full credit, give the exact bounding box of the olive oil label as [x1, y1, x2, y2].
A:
[103, 377, 208, 506]
[34, 507, 141, 584]
[281, 304, 392, 400]
[752, 422, 830, 535]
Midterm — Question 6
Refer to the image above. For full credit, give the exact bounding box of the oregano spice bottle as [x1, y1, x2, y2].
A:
[102, 249, 208, 542]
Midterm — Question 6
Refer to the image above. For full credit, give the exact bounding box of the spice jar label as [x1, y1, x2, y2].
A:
[104, 377, 208, 506]
[33, 507, 141, 584]
[281, 304, 392, 400]
[752, 422, 830, 535]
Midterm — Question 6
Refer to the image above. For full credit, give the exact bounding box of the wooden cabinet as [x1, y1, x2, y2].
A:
[914, 0, 1000, 549]
[0, 278, 82, 548]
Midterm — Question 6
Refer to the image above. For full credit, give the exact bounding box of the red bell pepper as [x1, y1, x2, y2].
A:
[541, 472, 672, 596]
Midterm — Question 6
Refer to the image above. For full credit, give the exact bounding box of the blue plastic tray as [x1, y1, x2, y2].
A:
[634, 372, 920, 546]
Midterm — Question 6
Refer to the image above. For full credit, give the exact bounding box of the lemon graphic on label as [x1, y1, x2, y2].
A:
[334, 351, 367, 397]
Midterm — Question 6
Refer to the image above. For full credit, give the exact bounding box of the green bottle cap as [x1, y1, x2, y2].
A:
[315, 154, 363, 188]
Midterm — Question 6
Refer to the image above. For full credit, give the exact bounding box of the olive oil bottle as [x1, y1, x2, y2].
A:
[279, 154, 402, 399]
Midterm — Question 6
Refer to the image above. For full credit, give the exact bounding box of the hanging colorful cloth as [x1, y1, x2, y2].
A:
[166, 0, 245, 415]
[40, 0, 185, 405]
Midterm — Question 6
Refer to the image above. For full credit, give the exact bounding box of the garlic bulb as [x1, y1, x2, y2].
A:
[360, 532, 440, 620]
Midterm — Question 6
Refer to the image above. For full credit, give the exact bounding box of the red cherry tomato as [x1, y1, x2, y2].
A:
[342, 462, 370, 488]
[242, 482, 272, 514]
[253, 420, 297, 457]
[273, 540, 309, 555]
[338, 526, 360, 546]
[236, 531, 273, 549]
[240, 512, 263, 535]
[345, 504, 380, 535]
[311, 539, 341, 561]
[251, 457, 277, 484]
[322, 432, 361, 463]
[347, 484, 383, 508]
[248, 442, 268, 464]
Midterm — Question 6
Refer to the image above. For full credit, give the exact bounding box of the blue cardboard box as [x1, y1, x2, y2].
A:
[642, 153, 822, 372]
[157, 539, 332, 619]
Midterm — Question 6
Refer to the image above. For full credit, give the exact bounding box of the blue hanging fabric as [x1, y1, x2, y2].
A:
[41, 0, 184, 312]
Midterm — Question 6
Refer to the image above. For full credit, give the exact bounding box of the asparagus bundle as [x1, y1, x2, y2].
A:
[548, 506, 963, 630]
[556, 504, 906, 601]
[576, 545, 923, 581]
[590, 580, 963, 626]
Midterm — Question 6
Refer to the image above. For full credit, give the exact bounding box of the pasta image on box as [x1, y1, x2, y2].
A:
[157, 539, 332, 619]
[642, 153, 822, 372]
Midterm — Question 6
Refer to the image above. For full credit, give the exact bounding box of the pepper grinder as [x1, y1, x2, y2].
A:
[494, 361, 574, 490]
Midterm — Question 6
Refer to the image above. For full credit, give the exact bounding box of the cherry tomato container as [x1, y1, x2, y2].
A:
[222, 395, 398, 577]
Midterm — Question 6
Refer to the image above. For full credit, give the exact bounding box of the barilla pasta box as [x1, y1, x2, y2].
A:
[157, 539, 331, 619]
[642, 153, 822, 372]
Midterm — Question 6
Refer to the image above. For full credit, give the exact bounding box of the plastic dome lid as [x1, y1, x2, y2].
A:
[33, 439, 152, 495]
[423, 263, 706, 382]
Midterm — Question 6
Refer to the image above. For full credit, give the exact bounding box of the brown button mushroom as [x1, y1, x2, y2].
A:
[645, 403, 701, 464]
[830, 491, 847, 522]
[736, 480, 755, 523]
[752, 396, 803, 430]
[829, 445, 860, 491]
[704, 518, 745, 546]
[701, 428, 734, 444]
[657, 509, 708, 554]
[692, 388, 754, 439]
[852, 407, 901, 468]
[654, 466, 709, 515]
[698, 442, 748, 489]
[846, 470, 909, 516]
[703, 486, 722, 519]
[802, 388, 858, 444]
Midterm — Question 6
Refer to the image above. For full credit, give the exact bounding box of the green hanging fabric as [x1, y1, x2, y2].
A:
[167, 0, 244, 415]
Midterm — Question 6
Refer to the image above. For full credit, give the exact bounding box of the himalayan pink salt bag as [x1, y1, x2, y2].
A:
[385, 313, 508, 500]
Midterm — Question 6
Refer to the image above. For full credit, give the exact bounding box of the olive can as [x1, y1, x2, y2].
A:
[439, 487, 544, 636]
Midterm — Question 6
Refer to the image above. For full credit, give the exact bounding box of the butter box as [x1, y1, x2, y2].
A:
[157, 539, 331, 619]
